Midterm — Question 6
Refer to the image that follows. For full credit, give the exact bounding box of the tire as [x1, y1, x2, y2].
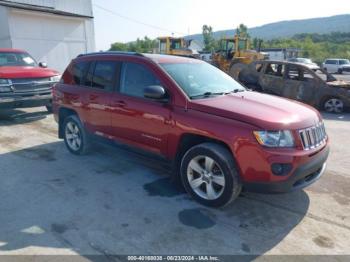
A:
[63, 115, 90, 155]
[338, 68, 343, 74]
[322, 97, 344, 113]
[180, 142, 242, 207]
[46, 104, 53, 113]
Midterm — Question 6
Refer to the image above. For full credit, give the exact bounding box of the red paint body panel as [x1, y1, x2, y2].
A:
[53, 53, 330, 188]
[0, 66, 59, 78]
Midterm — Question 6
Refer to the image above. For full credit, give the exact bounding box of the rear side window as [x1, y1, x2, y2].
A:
[72, 61, 90, 85]
[120, 62, 161, 98]
[325, 60, 338, 65]
[264, 63, 285, 77]
[91, 61, 118, 91]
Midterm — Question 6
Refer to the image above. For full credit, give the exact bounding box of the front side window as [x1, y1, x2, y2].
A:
[120, 62, 161, 98]
[91, 61, 118, 90]
[339, 59, 350, 65]
[161, 61, 245, 99]
[0, 52, 37, 67]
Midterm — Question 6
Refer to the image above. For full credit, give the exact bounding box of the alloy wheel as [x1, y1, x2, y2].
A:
[186, 155, 225, 200]
[324, 98, 344, 113]
[65, 121, 82, 151]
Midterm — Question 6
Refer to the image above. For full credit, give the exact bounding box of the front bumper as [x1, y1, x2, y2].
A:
[243, 144, 330, 193]
[0, 93, 52, 109]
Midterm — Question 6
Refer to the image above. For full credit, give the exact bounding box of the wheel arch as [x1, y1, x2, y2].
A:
[58, 107, 78, 138]
[172, 133, 236, 180]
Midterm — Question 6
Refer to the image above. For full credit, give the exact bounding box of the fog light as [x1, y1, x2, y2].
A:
[271, 163, 292, 176]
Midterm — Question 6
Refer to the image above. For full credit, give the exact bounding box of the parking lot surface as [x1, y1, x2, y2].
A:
[0, 107, 349, 259]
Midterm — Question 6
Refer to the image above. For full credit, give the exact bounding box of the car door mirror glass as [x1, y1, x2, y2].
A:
[39, 62, 47, 68]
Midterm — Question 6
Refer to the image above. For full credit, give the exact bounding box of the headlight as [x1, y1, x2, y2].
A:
[50, 75, 62, 82]
[253, 130, 295, 147]
[0, 79, 12, 92]
[0, 79, 11, 85]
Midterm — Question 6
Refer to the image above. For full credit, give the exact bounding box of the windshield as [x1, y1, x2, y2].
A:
[339, 59, 350, 65]
[314, 68, 336, 82]
[0, 52, 37, 67]
[161, 62, 245, 99]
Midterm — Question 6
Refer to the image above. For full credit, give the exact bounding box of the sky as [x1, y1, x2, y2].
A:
[92, 0, 350, 51]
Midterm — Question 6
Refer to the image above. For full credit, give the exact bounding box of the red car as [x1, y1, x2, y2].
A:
[0, 48, 60, 111]
[53, 52, 330, 207]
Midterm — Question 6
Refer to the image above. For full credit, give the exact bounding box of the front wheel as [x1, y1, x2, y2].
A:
[46, 104, 53, 113]
[323, 97, 344, 113]
[180, 143, 242, 207]
[63, 115, 90, 155]
[338, 68, 343, 74]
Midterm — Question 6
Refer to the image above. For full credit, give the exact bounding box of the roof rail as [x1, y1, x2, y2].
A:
[77, 51, 144, 58]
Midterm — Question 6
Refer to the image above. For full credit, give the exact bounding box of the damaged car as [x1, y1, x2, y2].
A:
[239, 60, 350, 113]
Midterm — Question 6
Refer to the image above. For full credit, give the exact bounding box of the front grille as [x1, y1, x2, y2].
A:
[11, 78, 53, 92]
[299, 122, 327, 150]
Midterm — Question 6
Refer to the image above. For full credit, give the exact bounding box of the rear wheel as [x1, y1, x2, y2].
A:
[323, 97, 344, 113]
[63, 115, 90, 155]
[180, 143, 242, 207]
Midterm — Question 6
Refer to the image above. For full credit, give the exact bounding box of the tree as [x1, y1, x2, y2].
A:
[202, 25, 217, 52]
[109, 42, 128, 51]
[109, 36, 157, 53]
[236, 24, 249, 37]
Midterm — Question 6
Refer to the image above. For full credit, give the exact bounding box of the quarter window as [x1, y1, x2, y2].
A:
[72, 61, 90, 85]
[120, 62, 161, 98]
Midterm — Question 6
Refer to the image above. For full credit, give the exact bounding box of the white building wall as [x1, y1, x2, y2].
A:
[6, 8, 95, 72]
[0, 6, 11, 47]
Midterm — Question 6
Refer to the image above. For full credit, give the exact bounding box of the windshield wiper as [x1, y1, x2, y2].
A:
[190, 92, 226, 99]
[226, 89, 245, 94]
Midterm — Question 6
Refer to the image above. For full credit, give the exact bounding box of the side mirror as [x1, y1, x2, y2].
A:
[144, 85, 167, 101]
[39, 62, 47, 68]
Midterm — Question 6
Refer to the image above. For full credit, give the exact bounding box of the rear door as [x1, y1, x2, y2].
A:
[84, 60, 120, 136]
[259, 62, 285, 95]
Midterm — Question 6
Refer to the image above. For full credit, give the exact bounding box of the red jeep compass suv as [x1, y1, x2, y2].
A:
[53, 52, 330, 207]
[0, 48, 60, 111]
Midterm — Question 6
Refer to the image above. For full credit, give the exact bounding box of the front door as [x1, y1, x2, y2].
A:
[110, 61, 172, 156]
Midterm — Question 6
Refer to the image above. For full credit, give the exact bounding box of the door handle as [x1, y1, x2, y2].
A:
[89, 94, 99, 100]
[113, 100, 126, 107]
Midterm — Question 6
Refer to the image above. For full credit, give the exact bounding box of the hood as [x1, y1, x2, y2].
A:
[188, 91, 321, 130]
[0, 66, 59, 79]
[328, 80, 350, 89]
